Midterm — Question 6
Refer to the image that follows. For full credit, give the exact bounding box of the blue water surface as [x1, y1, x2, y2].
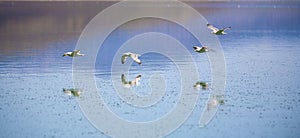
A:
[0, 1, 300, 138]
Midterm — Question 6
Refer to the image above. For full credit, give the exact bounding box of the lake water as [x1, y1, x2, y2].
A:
[1, 1, 300, 138]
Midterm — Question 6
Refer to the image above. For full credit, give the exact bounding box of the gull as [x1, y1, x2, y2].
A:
[63, 88, 81, 97]
[193, 46, 209, 53]
[193, 81, 209, 90]
[121, 52, 141, 65]
[121, 74, 141, 88]
[63, 50, 84, 57]
[207, 24, 231, 35]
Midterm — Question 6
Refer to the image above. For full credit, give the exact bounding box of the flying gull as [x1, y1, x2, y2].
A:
[193, 46, 209, 53]
[121, 52, 141, 65]
[63, 50, 84, 57]
[207, 24, 231, 35]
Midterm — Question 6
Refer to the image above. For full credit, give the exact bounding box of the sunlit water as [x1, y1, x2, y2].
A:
[1, 1, 300, 138]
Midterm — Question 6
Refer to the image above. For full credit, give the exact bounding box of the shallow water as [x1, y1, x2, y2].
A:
[1, 1, 300, 138]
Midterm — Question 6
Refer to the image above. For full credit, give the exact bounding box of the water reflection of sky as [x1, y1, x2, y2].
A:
[0, 1, 300, 138]
[96, 17, 201, 67]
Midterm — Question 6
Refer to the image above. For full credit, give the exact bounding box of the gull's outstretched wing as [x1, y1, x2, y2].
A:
[135, 75, 142, 80]
[121, 52, 131, 64]
[74, 50, 80, 54]
[132, 75, 142, 86]
[193, 82, 200, 87]
[70, 89, 81, 97]
[63, 52, 71, 57]
[207, 24, 219, 32]
[121, 74, 129, 84]
[222, 26, 231, 31]
[193, 46, 201, 51]
[121, 74, 135, 88]
[63, 88, 71, 95]
[130, 53, 141, 64]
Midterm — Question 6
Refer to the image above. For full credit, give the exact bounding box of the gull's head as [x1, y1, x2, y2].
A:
[135, 75, 142, 80]
[136, 58, 142, 65]
[135, 75, 142, 86]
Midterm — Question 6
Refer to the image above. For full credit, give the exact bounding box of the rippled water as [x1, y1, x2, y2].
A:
[1, 1, 300, 138]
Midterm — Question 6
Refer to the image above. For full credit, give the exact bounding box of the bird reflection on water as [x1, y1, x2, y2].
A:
[194, 81, 209, 90]
[121, 74, 142, 88]
[63, 88, 82, 97]
[207, 95, 225, 111]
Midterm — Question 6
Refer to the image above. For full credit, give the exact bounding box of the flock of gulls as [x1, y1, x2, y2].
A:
[62, 23, 230, 97]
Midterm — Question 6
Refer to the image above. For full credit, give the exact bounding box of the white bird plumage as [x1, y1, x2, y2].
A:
[193, 46, 209, 53]
[207, 24, 231, 35]
[121, 52, 141, 65]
